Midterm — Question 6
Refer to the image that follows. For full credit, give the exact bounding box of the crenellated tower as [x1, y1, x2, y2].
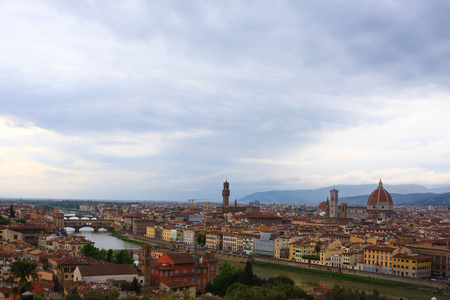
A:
[222, 180, 230, 207]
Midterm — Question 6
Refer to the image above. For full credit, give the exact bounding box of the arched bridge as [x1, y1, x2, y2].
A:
[64, 219, 114, 232]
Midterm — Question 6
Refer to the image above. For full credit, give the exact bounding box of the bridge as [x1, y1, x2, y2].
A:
[64, 219, 114, 232]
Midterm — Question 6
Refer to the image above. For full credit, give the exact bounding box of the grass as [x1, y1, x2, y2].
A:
[110, 230, 148, 246]
[252, 261, 426, 290]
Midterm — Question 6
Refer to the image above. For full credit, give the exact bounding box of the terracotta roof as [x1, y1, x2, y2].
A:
[77, 263, 138, 277]
[367, 180, 393, 206]
[163, 253, 195, 265]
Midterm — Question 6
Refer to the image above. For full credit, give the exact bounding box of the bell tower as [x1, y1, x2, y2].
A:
[141, 244, 152, 285]
[222, 180, 230, 207]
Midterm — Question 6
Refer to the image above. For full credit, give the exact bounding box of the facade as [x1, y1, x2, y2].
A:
[242, 234, 256, 255]
[407, 242, 450, 277]
[289, 241, 316, 262]
[132, 219, 155, 235]
[150, 253, 217, 292]
[254, 232, 277, 257]
[362, 245, 398, 274]
[392, 253, 431, 278]
[205, 232, 222, 250]
[222, 233, 238, 253]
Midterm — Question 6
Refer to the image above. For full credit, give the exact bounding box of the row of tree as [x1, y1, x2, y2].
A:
[206, 262, 313, 300]
[80, 244, 134, 265]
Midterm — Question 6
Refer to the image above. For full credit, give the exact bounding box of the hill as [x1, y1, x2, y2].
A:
[239, 184, 433, 205]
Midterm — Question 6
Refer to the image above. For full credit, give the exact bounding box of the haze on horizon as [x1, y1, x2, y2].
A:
[1, 1, 450, 201]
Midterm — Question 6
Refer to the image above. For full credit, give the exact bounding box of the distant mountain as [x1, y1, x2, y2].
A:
[403, 192, 450, 207]
[239, 184, 432, 205]
[340, 193, 439, 206]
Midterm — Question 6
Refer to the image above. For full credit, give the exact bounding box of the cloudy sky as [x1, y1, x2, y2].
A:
[1, 1, 450, 201]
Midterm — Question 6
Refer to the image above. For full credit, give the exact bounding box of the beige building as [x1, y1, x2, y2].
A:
[206, 232, 222, 250]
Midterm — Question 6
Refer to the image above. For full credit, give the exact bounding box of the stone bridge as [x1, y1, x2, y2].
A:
[64, 219, 114, 232]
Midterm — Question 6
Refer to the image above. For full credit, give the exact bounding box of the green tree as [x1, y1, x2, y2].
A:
[106, 249, 113, 262]
[315, 243, 321, 256]
[6, 260, 39, 297]
[131, 277, 141, 293]
[239, 261, 255, 286]
[114, 250, 134, 264]
[212, 262, 242, 296]
[0, 216, 10, 225]
[197, 233, 206, 246]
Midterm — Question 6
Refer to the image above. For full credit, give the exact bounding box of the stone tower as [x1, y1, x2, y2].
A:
[329, 188, 339, 218]
[222, 180, 230, 207]
[141, 244, 152, 285]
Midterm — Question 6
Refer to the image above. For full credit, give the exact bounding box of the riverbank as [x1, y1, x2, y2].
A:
[110, 230, 148, 246]
[252, 261, 445, 295]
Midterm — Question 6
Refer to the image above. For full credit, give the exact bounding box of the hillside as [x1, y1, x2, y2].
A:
[239, 184, 435, 205]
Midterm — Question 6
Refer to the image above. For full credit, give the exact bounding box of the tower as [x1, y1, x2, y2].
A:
[141, 244, 152, 285]
[329, 188, 339, 218]
[222, 180, 230, 207]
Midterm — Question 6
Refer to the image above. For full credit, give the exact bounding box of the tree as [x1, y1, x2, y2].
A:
[6, 260, 39, 297]
[106, 249, 113, 262]
[239, 261, 255, 286]
[115, 250, 134, 264]
[211, 262, 242, 296]
[131, 277, 141, 293]
[315, 243, 321, 256]
[9, 204, 15, 219]
[197, 233, 206, 246]
[0, 216, 10, 225]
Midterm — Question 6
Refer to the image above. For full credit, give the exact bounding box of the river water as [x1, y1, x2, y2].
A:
[227, 261, 447, 300]
[66, 228, 139, 250]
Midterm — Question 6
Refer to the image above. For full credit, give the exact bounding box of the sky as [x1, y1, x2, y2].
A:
[1, 1, 450, 201]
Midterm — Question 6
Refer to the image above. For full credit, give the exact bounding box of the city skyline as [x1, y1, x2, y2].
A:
[1, 1, 450, 200]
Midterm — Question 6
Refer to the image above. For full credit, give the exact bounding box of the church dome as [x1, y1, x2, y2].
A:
[318, 201, 328, 210]
[367, 180, 393, 206]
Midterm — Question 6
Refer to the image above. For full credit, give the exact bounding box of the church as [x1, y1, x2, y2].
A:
[319, 180, 395, 222]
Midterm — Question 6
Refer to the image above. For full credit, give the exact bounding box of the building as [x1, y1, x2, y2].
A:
[367, 180, 396, 222]
[392, 253, 431, 278]
[206, 232, 222, 250]
[222, 180, 230, 207]
[74, 263, 140, 283]
[132, 219, 155, 235]
[322, 180, 394, 221]
[254, 232, 277, 257]
[362, 245, 398, 274]
[141, 244, 152, 286]
[150, 253, 217, 292]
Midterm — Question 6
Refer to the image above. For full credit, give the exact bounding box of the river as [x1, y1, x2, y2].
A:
[226, 261, 447, 300]
[66, 228, 140, 250]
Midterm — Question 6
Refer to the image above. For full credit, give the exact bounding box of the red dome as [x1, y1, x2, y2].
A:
[318, 201, 328, 210]
[367, 180, 393, 206]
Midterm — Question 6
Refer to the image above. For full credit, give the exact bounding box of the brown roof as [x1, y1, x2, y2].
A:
[77, 264, 138, 277]
[162, 281, 196, 288]
[164, 253, 195, 265]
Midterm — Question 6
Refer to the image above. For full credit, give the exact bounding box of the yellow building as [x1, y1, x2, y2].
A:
[392, 253, 431, 278]
[289, 241, 316, 262]
[362, 245, 398, 274]
[146, 225, 162, 239]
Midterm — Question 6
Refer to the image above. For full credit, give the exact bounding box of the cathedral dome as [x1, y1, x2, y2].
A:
[318, 201, 328, 210]
[367, 180, 393, 207]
